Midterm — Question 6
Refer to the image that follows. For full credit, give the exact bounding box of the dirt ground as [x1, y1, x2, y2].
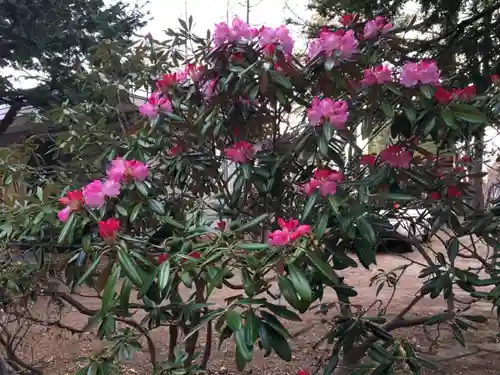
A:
[6, 239, 500, 375]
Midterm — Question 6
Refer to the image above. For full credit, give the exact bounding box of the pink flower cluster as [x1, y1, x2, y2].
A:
[399, 60, 440, 87]
[363, 16, 392, 39]
[83, 180, 121, 208]
[361, 64, 393, 86]
[258, 25, 294, 56]
[302, 168, 344, 196]
[224, 141, 256, 164]
[139, 92, 173, 118]
[107, 157, 148, 182]
[268, 218, 310, 246]
[307, 29, 358, 62]
[213, 17, 258, 47]
[379, 145, 412, 169]
[307, 97, 349, 129]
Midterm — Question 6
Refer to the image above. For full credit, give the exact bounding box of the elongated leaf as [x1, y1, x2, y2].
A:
[357, 216, 376, 246]
[225, 309, 242, 331]
[117, 248, 142, 287]
[244, 309, 260, 346]
[102, 265, 121, 313]
[235, 328, 253, 361]
[306, 252, 340, 285]
[58, 214, 76, 244]
[264, 302, 301, 322]
[266, 324, 292, 361]
[302, 193, 318, 221]
[76, 255, 102, 286]
[148, 199, 165, 215]
[158, 260, 171, 291]
[234, 214, 268, 232]
[288, 264, 312, 302]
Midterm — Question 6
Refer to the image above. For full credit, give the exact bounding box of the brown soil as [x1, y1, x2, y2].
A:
[5, 239, 500, 375]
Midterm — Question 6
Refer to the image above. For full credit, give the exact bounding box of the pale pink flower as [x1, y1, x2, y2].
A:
[57, 206, 71, 223]
[139, 92, 173, 118]
[302, 168, 343, 197]
[83, 180, 107, 208]
[224, 141, 256, 164]
[361, 64, 392, 86]
[307, 29, 358, 62]
[213, 17, 257, 47]
[102, 179, 121, 197]
[364, 16, 392, 39]
[399, 60, 440, 87]
[379, 145, 412, 169]
[268, 217, 310, 246]
[107, 158, 148, 182]
[307, 97, 348, 129]
[258, 25, 294, 55]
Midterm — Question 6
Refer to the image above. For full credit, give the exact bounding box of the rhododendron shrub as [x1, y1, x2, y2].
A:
[1, 14, 500, 375]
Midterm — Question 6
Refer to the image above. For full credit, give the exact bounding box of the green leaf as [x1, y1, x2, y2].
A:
[117, 248, 143, 287]
[116, 205, 128, 217]
[58, 214, 76, 244]
[302, 192, 318, 221]
[451, 103, 487, 124]
[264, 302, 301, 322]
[441, 107, 457, 128]
[148, 199, 165, 215]
[129, 203, 142, 222]
[162, 216, 185, 230]
[318, 135, 329, 156]
[446, 237, 459, 264]
[420, 85, 434, 99]
[135, 181, 148, 197]
[101, 265, 121, 313]
[306, 251, 340, 285]
[158, 260, 171, 291]
[244, 309, 260, 346]
[451, 323, 465, 347]
[266, 324, 292, 361]
[234, 214, 268, 232]
[235, 328, 253, 361]
[225, 309, 242, 331]
[374, 193, 416, 202]
[403, 105, 416, 123]
[241, 269, 256, 297]
[381, 101, 394, 118]
[315, 212, 329, 240]
[237, 243, 269, 251]
[288, 264, 312, 302]
[119, 278, 132, 316]
[76, 255, 102, 286]
[241, 164, 252, 180]
[357, 216, 376, 246]
[278, 276, 301, 311]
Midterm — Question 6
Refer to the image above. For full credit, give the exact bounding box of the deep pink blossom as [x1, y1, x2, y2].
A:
[185, 63, 204, 82]
[98, 218, 120, 241]
[307, 29, 358, 62]
[139, 92, 173, 118]
[107, 158, 148, 182]
[156, 71, 188, 90]
[268, 218, 311, 246]
[83, 180, 121, 208]
[400, 60, 440, 87]
[339, 14, 355, 26]
[224, 141, 256, 164]
[302, 168, 343, 197]
[360, 154, 377, 167]
[361, 64, 393, 86]
[307, 97, 349, 129]
[434, 86, 453, 104]
[258, 25, 294, 55]
[364, 16, 392, 39]
[57, 189, 84, 222]
[379, 145, 412, 169]
[213, 17, 258, 47]
[447, 186, 462, 198]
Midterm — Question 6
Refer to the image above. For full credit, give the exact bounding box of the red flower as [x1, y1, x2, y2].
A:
[59, 189, 84, 208]
[447, 186, 462, 198]
[360, 154, 376, 167]
[460, 155, 471, 163]
[393, 201, 399, 209]
[98, 218, 120, 241]
[491, 74, 500, 84]
[456, 85, 476, 100]
[339, 13, 354, 26]
[429, 191, 440, 200]
[216, 221, 227, 231]
[297, 370, 310, 375]
[379, 145, 412, 169]
[167, 143, 185, 156]
[188, 251, 201, 259]
[434, 86, 453, 105]
[224, 140, 256, 164]
[156, 253, 169, 264]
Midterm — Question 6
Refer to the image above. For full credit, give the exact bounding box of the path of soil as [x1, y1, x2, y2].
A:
[7, 240, 500, 375]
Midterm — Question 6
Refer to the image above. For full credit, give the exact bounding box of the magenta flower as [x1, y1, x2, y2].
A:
[258, 25, 294, 55]
[82, 180, 121, 208]
[107, 158, 148, 182]
[379, 145, 412, 169]
[268, 218, 311, 246]
[307, 97, 349, 129]
[363, 16, 392, 39]
[359, 154, 377, 167]
[302, 168, 344, 197]
[185, 63, 204, 82]
[361, 64, 393, 86]
[399, 60, 440, 87]
[224, 141, 256, 164]
[57, 206, 71, 223]
[307, 29, 358, 62]
[139, 92, 173, 118]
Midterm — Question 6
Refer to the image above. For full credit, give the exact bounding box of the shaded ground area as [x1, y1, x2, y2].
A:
[5, 240, 500, 375]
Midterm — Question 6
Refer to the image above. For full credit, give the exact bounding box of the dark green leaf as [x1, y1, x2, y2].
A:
[225, 309, 242, 331]
[148, 199, 165, 215]
[306, 251, 340, 285]
[288, 264, 312, 302]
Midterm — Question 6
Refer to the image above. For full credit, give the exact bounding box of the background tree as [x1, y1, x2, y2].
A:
[0, 0, 148, 136]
